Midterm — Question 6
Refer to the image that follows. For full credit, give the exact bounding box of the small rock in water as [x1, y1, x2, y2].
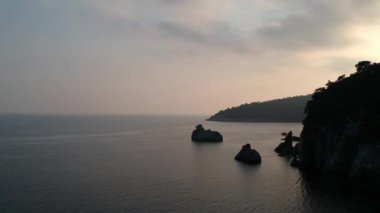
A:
[235, 143, 261, 164]
[191, 124, 223, 142]
[274, 131, 293, 156]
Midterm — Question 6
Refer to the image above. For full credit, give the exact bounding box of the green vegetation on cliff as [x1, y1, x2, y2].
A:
[208, 95, 310, 122]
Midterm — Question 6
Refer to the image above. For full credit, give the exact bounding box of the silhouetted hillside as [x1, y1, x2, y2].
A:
[300, 61, 380, 189]
[303, 61, 380, 129]
[208, 95, 311, 122]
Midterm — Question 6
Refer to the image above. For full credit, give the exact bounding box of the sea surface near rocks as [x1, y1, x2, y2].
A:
[0, 114, 378, 212]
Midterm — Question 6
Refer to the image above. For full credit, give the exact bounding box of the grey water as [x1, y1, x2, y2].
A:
[0, 115, 378, 213]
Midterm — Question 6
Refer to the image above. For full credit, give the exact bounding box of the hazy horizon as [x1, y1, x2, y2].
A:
[1, 0, 380, 115]
[0, 112, 210, 116]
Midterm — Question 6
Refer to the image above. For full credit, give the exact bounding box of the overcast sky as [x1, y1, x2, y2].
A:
[1, 0, 380, 115]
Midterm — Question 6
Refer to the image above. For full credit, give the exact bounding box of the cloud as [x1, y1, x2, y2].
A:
[80, 0, 380, 56]
[1, 0, 380, 114]
[157, 21, 251, 53]
[255, 0, 380, 51]
[82, 0, 246, 51]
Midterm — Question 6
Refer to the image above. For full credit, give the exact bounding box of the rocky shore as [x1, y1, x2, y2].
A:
[274, 131, 300, 166]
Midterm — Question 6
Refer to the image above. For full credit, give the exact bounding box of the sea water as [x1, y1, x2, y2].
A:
[0, 115, 378, 212]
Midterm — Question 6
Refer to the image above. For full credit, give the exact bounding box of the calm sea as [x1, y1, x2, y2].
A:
[0, 115, 378, 212]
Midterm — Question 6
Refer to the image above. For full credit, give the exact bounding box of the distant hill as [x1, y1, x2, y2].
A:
[208, 95, 311, 122]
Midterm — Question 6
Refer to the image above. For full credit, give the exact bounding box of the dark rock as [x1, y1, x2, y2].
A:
[275, 131, 293, 156]
[350, 144, 380, 189]
[235, 143, 261, 164]
[191, 124, 223, 142]
[291, 143, 300, 156]
[290, 157, 300, 167]
[292, 136, 301, 142]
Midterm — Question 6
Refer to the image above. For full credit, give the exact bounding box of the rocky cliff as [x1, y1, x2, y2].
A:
[299, 61, 380, 190]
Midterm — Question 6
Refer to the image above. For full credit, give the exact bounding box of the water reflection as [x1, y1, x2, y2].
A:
[191, 141, 223, 147]
[299, 172, 380, 212]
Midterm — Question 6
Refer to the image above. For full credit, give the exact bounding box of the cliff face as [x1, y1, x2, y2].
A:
[300, 124, 380, 189]
[299, 61, 380, 189]
[300, 122, 359, 174]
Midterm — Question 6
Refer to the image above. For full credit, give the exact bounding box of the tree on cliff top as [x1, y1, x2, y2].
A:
[303, 61, 380, 141]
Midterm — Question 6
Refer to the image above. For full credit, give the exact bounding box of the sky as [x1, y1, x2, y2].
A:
[1, 0, 380, 115]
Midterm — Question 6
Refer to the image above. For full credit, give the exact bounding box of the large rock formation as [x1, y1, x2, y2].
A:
[235, 144, 261, 164]
[191, 124, 223, 142]
[299, 61, 380, 190]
